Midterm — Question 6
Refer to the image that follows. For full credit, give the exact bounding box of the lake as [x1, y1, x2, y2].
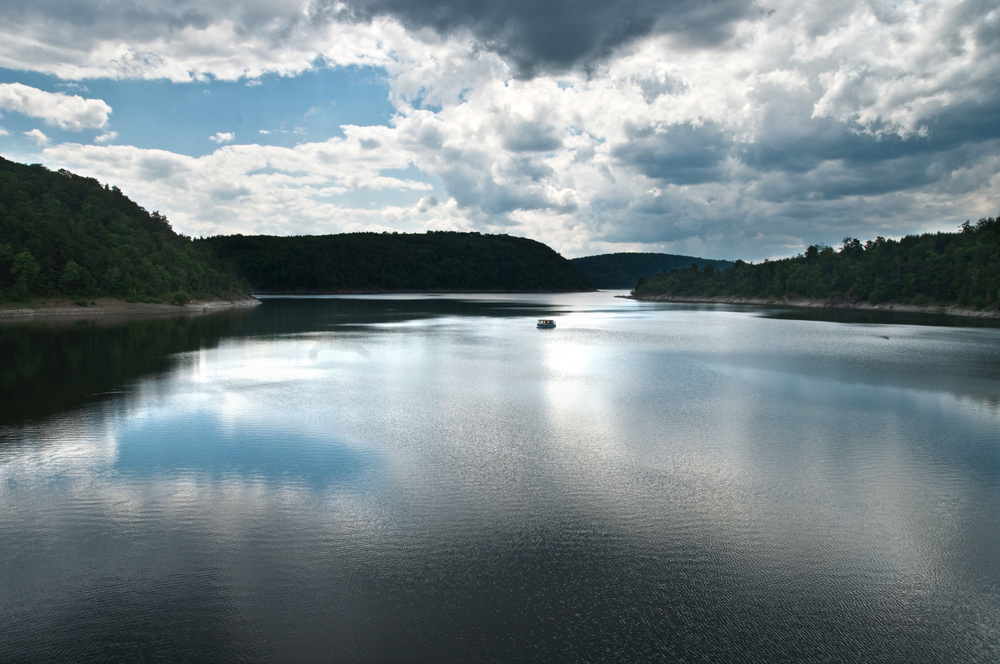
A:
[2, 292, 999, 662]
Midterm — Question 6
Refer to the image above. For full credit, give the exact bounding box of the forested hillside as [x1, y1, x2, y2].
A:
[571, 252, 733, 289]
[198, 232, 594, 292]
[633, 216, 1000, 311]
[0, 157, 247, 303]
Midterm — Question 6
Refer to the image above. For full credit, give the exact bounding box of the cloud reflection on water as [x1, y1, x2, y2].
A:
[114, 411, 375, 489]
[1, 295, 999, 662]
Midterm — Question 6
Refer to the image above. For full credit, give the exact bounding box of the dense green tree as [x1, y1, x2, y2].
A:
[58, 259, 88, 295]
[633, 214, 1000, 312]
[10, 250, 41, 299]
[0, 157, 247, 302]
[198, 231, 593, 293]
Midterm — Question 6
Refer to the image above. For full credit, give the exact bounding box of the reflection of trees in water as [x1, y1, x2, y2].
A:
[761, 306, 1000, 328]
[249, 296, 557, 334]
[955, 394, 1000, 419]
[0, 311, 253, 426]
[0, 297, 559, 427]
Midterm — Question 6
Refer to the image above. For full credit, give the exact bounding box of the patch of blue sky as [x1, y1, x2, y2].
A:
[379, 164, 435, 185]
[0, 121, 51, 164]
[0, 65, 396, 158]
[409, 95, 443, 113]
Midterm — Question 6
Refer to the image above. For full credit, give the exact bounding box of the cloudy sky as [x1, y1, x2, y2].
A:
[0, 0, 997, 260]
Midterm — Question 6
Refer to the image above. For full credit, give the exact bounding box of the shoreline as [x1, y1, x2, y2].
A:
[0, 295, 261, 324]
[626, 293, 1000, 319]
[250, 288, 598, 295]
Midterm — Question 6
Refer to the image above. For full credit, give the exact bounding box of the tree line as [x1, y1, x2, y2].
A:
[5, 155, 995, 310]
[0, 157, 247, 304]
[633, 215, 1000, 311]
[0, 155, 591, 301]
[197, 231, 593, 292]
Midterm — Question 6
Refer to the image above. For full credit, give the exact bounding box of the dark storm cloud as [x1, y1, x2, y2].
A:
[0, 0, 310, 63]
[595, 82, 1000, 256]
[505, 156, 555, 182]
[454, 176, 549, 214]
[612, 122, 731, 185]
[500, 119, 563, 152]
[746, 96, 1000, 176]
[0, 0, 213, 38]
[602, 198, 735, 245]
[738, 91, 1000, 202]
[633, 72, 688, 103]
[606, 77, 1000, 207]
[432, 147, 569, 215]
[4, 0, 755, 76]
[325, 0, 754, 76]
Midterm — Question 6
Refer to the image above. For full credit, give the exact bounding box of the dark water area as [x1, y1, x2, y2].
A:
[2, 293, 999, 662]
[0, 296, 556, 427]
[0, 312, 254, 426]
[760, 304, 1000, 328]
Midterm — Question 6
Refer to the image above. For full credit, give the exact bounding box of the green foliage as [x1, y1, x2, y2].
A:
[0, 156, 248, 303]
[633, 217, 1000, 311]
[10, 250, 41, 300]
[59, 259, 88, 295]
[571, 252, 733, 289]
[198, 231, 593, 293]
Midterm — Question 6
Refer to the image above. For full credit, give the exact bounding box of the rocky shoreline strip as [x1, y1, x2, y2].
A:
[0, 295, 261, 323]
[626, 293, 1000, 319]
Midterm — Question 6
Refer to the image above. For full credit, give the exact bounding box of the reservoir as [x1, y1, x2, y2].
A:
[2, 292, 999, 662]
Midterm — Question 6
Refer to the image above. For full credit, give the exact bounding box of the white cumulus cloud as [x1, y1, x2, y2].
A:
[40, 130, 435, 238]
[0, 82, 111, 131]
[24, 128, 50, 145]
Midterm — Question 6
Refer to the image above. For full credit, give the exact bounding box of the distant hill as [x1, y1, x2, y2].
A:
[632, 217, 1000, 311]
[571, 252, 734, 289]
[198, 231, 594, 293]
[0, 156, 247, 303]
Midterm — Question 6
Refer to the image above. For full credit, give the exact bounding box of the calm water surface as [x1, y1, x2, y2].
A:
[2, 293, 999, 662]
